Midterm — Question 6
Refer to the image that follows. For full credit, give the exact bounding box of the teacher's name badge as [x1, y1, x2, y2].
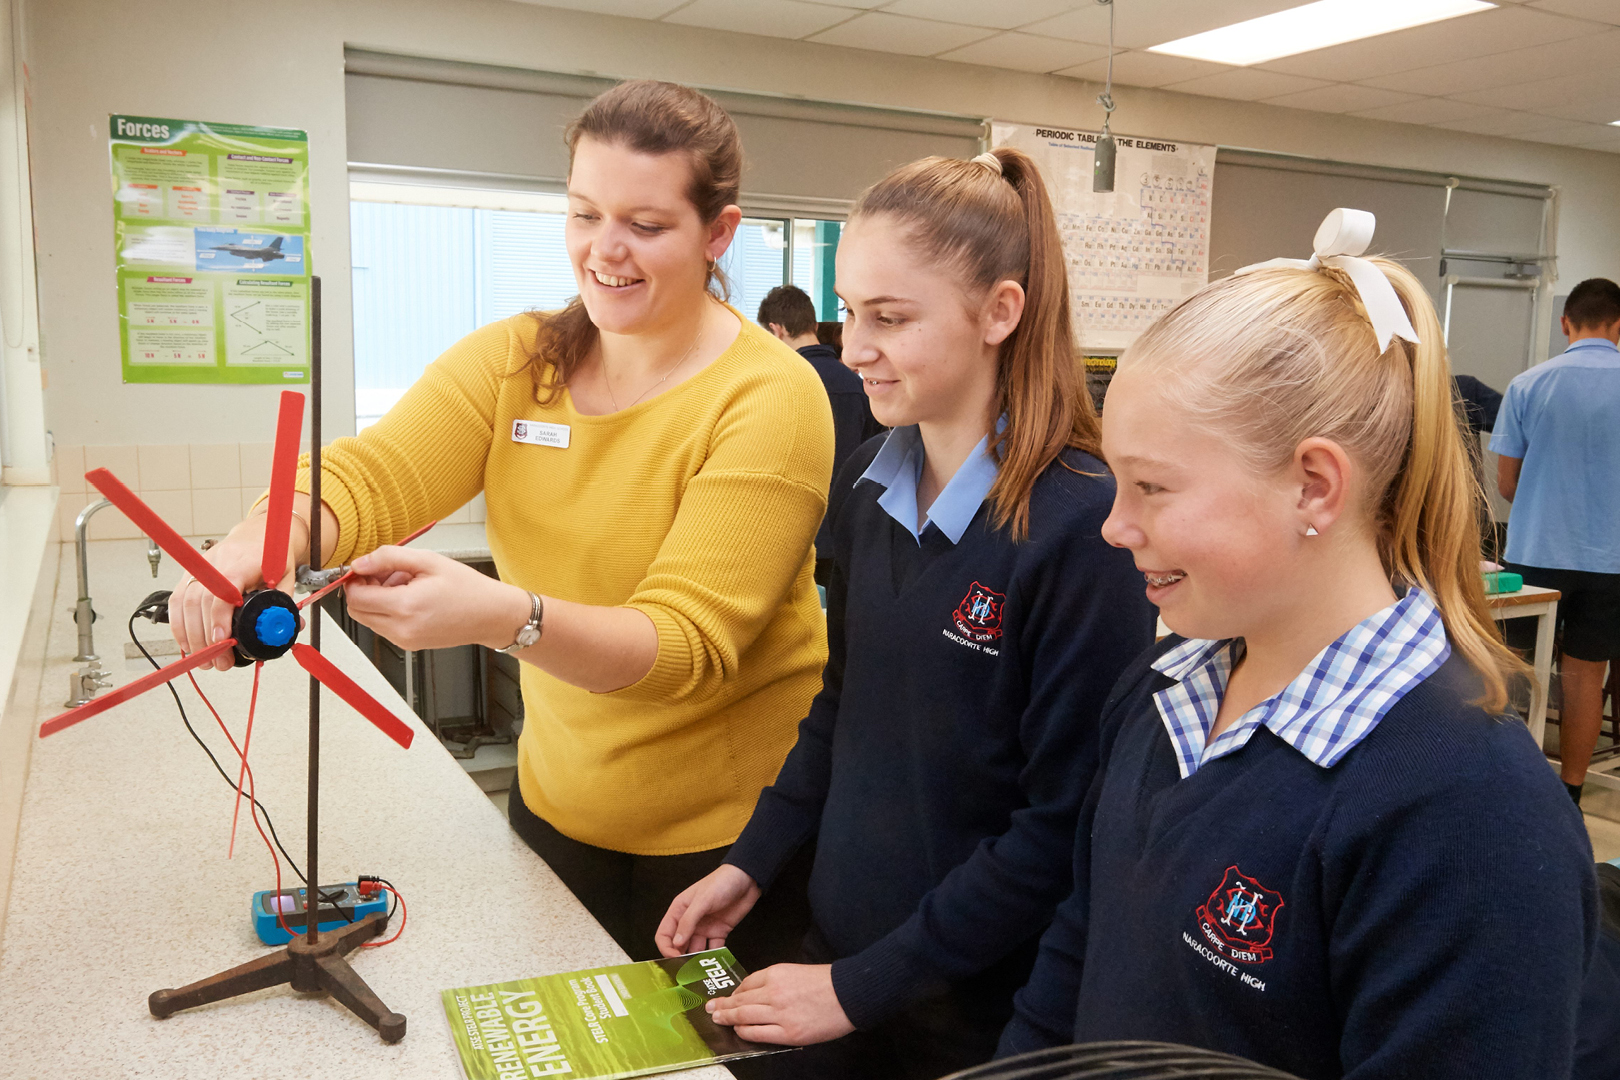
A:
[511, 420, 569, 449]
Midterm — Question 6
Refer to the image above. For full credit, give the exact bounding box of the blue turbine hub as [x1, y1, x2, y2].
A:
[256, 606, 297, 647]
[233, 589, 303, 664]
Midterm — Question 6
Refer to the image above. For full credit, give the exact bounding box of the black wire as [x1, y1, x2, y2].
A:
[128, 610, 309, 885]
[130, 603, 359, 926]
[376, 876, 400, 925]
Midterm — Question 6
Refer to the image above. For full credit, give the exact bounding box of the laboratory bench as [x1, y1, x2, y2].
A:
[0, 535, 731, 1079]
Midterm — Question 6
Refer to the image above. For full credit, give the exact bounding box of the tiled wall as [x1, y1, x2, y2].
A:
[52, 443, 486, 543]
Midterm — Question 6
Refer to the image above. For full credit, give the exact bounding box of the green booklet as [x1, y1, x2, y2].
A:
[441, 948, 784, 1079]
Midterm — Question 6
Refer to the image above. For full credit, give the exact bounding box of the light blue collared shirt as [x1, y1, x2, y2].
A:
[1490, 336, 1620, 573]
[1150, 588, 1451, 779]
[859, 422, 1001, 544]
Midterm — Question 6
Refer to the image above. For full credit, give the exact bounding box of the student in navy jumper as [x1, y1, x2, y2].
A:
[654, 148, 1155, 1078]
[998, 212, 1601, 1079]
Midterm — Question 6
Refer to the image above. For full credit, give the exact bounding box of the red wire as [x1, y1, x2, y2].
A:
[227, 662, 263, 859]
[186, 669, 404, 949]
[362, 884, 406, 947]
[187, 671, 303, 944]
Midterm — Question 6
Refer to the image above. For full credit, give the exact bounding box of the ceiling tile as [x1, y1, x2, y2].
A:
[807, 10, 997, 55]
[1360, 28, 1620, 96]
[1257, 5, 1592, 82]
[1530, 92, 1620, 123]
[1449, 66, 1620, 110]
[1513, 120, 1620, 144]
[881, 0, 1081, 32]
[1020, 0, 1304, 50]
[1259, 83, 1423, 113]
[662, 0, 856, 38]
[510, 0, 691, 16]
[789, 0, 890, 6]
[1528, 0, 1620, 25]
[1053, 49, 1232, 87]
[1433, 107, 1557, 135]
[1162, 68, 1334, 102]
[937, 32, 1110, 73]
[1349, 98, 1502, 124]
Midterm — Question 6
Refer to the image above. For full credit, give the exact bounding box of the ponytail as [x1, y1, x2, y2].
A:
[1380, 260, 1525, 712]
[1126, 257, 1525, 712]
[850, 147, 1100, 540]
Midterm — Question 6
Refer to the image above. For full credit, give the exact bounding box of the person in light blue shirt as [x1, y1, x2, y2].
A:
[1491, 276, 1620, 802]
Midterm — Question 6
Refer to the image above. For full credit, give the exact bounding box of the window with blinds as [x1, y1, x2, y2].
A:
[349, 183, 847, 430]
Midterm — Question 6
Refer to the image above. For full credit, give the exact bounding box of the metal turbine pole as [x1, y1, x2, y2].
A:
[306, 274, 322, 944]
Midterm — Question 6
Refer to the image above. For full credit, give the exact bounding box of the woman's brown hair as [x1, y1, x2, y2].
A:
[851, 147, 1101, 541]
[525, 79, 742, 403]
[1125, 258, 1525, 711]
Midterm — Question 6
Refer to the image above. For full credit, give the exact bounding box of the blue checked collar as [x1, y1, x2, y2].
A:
[860, 417, 1004, 545]
[1150, 588, 1451, 779]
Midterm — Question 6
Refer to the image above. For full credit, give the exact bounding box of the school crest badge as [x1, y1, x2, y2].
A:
[952, 581, 1006, 644]
[513, 422, 528, 440]
[1195, 866, 1285, 964]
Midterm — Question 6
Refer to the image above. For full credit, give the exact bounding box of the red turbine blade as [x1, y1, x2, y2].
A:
[86, 469, 243, 608]
[291, 643, 415, 749]
[261, 390, 305, 589]
[40, 638, 238, 737]
[297, 519, 440, 610]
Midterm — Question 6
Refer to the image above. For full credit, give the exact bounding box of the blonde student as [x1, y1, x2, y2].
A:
[655, 148, 1155, 1079]
[1000, 210, 1598, 1078]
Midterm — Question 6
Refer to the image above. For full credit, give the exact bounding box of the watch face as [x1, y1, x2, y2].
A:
[517, 625, 541, 648]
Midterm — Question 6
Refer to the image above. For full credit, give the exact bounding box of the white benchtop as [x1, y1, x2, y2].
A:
[0, 537, 728, 1079]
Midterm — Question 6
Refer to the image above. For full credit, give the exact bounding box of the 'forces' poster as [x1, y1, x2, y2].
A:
[110, 114, 311, 384]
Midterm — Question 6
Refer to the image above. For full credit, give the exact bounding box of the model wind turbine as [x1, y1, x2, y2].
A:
[39, 278, 423, 1042]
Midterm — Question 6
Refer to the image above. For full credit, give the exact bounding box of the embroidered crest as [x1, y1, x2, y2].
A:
[952, 581, 1006, 643]
[1194, 866, 1285, 964]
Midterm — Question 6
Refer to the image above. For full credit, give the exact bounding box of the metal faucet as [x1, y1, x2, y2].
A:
[63, 500, 163, 708]
[66, 499, 114, 707]
[71, 498, 112, 663]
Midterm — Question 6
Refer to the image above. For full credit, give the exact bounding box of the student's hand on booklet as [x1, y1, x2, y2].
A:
[656, 863, 762, 958]
[705, 963, 855, 1045]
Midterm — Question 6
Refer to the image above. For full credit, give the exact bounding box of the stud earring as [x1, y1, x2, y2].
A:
[1305, 524, 1319, 537]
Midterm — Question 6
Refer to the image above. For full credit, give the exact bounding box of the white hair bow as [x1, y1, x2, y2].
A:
[1234, 208, 1419, 353]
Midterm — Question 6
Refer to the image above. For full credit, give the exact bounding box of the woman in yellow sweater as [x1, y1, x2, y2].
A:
[168, 80, 833, 960]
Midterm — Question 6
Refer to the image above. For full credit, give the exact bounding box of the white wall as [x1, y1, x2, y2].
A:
[26, 0, 1620, 452]
[0, 0, 45, 484]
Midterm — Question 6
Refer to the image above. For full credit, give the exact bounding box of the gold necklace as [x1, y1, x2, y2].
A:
[606, 320, 706, 413]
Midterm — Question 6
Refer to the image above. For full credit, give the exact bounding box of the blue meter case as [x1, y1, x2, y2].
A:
[252, 882, 388, 946]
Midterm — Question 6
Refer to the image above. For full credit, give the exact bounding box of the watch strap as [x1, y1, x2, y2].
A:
[497, 590, 543, 654]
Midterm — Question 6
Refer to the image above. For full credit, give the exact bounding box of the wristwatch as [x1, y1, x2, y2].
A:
[497, 591, 543, 654]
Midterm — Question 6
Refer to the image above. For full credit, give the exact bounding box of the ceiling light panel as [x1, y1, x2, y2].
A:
[1148, 0, 1497, 66]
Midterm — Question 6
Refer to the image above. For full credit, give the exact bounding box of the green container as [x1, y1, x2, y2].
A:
[1483, 571, 1523, 595]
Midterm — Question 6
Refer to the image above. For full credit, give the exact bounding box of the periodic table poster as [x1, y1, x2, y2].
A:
[992, 122, 1214, 352]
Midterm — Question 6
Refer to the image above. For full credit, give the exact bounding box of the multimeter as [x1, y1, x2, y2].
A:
[252, 882, 388, 946]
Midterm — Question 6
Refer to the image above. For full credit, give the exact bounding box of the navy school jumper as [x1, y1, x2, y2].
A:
[1000, 636, 1600, 1080]
[724, 437, 1158, 1029]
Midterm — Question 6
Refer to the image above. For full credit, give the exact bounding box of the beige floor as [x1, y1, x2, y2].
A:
[487, 787, 510, 816]
[1584, 784, 1620, 863]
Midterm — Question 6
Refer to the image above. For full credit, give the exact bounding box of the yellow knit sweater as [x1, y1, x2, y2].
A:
[298, 311, 833, 854]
